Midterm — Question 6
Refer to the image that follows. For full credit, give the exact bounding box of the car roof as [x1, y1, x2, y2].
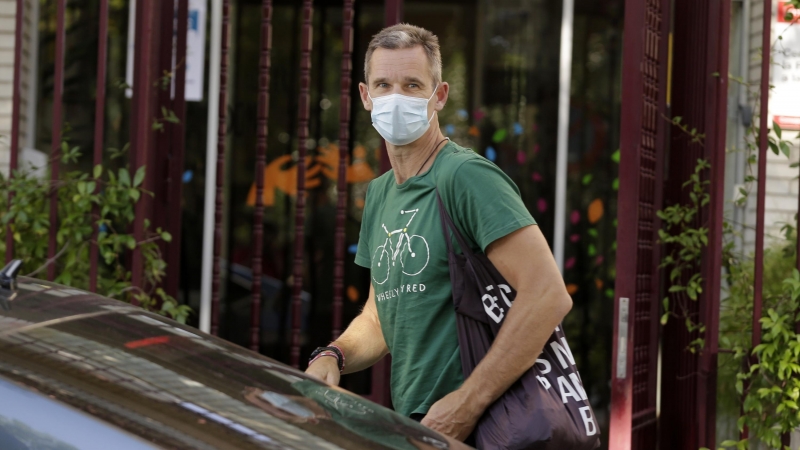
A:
[0, 278, 457, 450]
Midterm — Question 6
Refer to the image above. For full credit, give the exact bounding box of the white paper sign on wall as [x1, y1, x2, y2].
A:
[125, 0, 207, 102]
[772, 2, 800, 130]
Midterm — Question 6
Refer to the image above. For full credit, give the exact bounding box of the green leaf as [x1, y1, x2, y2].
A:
[93, 164, 103, 178]
[129, 189, 141, 202]
[780, 141, 791, 158]
[161, 231, 172, 243]
[492, 129, 507, 143]
[582, 174, 593, 186]
[612, 178, 619, 191]
[769, 140, 780, 155]
[661, 313, 669, 325]
[774, 121, 783, 139]
[119, 168, 131, 187]
[611, 149, 620, 163]
[133, 166, 146, 187]
[587, 244, 597, 257]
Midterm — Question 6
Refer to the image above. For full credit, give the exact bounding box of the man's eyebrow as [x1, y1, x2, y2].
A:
[370, 77, 427, 85]
[403, 76, 426, 85]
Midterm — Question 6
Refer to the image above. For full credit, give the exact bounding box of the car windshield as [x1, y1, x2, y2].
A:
[0, 282, 455, 450]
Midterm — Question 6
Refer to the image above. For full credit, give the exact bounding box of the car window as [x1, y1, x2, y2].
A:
[0, 378, 158, 450]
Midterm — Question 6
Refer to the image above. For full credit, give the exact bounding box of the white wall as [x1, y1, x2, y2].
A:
[736, 0, 800, 249]
[0, 0, 35, 179]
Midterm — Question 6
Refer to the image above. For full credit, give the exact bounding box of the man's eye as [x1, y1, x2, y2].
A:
[408, 84, 418, 88]
[378, 83, 388, 88]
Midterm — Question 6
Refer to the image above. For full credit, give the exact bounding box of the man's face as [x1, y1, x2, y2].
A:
[359, 46, 448, 120]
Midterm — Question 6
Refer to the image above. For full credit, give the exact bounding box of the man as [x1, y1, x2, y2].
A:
[306, 24, 573, 442]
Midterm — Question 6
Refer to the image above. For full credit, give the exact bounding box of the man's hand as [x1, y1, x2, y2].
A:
[305, 356, 341, 385]
[420, 389, 482, 442]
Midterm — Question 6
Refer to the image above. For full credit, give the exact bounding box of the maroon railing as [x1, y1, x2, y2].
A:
[210, 0, 231, 336]
[290, 0, 314, 368]
[250, 0, 274, 351]
[743, 0, 772, 441]
[90, 0, 110, 292]
[48, 0, 67, 281]
[163, 0, 189, 300]
[4, 0, 24, 264]
[333, 0, 355, 341]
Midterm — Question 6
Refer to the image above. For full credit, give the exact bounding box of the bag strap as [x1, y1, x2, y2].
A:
[436, 189, 474, 259]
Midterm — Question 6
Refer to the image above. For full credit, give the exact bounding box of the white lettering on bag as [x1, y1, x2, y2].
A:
[550, 337, 576, 369]
[579, 406, 598, 436]
[498, 284, 512, 308]
[535, 359, 551, 374]
[569, 373, 588, 401]
[557, 376, 582, 404]
[482, 285, 505, 323]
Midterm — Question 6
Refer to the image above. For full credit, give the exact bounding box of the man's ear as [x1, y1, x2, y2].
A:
[359, 82, 372, 111]
[434, 82, 450, 111]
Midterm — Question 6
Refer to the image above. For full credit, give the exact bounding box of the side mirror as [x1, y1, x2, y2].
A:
[0, 259, 23, 291]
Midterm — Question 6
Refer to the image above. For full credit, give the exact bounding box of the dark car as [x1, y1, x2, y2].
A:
[0, 261, 471, 450]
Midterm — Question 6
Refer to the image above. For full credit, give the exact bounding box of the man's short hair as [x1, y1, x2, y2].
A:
[364, 24, 442, 86]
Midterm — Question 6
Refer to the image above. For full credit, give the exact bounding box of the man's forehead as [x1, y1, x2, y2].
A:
[369, 47, 432, 83]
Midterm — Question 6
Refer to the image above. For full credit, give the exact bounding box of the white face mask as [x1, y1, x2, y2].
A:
[368, 85, 438, 146]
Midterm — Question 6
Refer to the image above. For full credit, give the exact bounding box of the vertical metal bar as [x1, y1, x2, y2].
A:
[290, 0, 313, 368]
[200, 0, 223, 333]
[130, 0, 160, 298]
[379, 0, 402, 174]
[48, 0, 67, 281]
[553, 0, 575, 271]
[752, 0, 771, 351]
[4, 0, 24, 264]
[333, 0, 355, 341]
[250, 0, 273, 351]
[210, 0, 231, 336]
[90, 0, 110, 292]
[384, 0, 402, 27]
[699, 1, 730, 445]
[165, 0, 189, 299]
[609, 0, 647, 447]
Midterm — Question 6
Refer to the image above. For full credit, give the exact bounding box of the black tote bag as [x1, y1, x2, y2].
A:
[437, 192, 600, 450]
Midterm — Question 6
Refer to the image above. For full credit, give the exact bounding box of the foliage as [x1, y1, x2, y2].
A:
[658, 158, 711, 353]
[660, 4, 800, 446]
[0, 141, 191, 323]
[712, 223, 800, 449]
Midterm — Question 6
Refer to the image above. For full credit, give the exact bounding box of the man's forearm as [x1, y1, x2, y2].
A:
[333, 313, 389, 374]
[329, 285, 389, 374]
[458, 284, 571, 410]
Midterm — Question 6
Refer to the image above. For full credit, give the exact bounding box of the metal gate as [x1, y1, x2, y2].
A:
[609, 0, 670, 448]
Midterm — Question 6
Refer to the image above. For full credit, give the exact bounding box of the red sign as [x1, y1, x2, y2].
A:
[775, 116, 800, 129]
[778, 1, 800, 23]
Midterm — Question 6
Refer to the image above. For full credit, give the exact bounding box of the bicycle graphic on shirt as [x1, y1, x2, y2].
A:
[371, 208, 430, 285]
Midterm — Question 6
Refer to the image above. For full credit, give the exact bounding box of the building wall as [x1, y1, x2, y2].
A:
[738, 0, 800, 248]
[0, 0, 35, 179]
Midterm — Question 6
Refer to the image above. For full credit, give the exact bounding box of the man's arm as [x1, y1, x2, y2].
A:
[305, 284, 389, 385]
[421, 224, 572, 440]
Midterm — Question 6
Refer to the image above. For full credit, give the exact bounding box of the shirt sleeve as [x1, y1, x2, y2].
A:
[354, 183, 372, 268]
[448, 157, 537, 252]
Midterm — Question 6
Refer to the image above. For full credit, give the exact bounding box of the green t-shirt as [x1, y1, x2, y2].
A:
[354, 141, 536, 417]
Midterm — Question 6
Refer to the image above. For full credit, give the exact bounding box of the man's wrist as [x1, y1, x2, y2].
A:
[459, 377, 497, 411]
[309, 352, 339, 368]
[308, 345, 346, 372]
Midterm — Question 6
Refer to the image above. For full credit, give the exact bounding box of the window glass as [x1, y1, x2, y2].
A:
[0, 378, 157, 450]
